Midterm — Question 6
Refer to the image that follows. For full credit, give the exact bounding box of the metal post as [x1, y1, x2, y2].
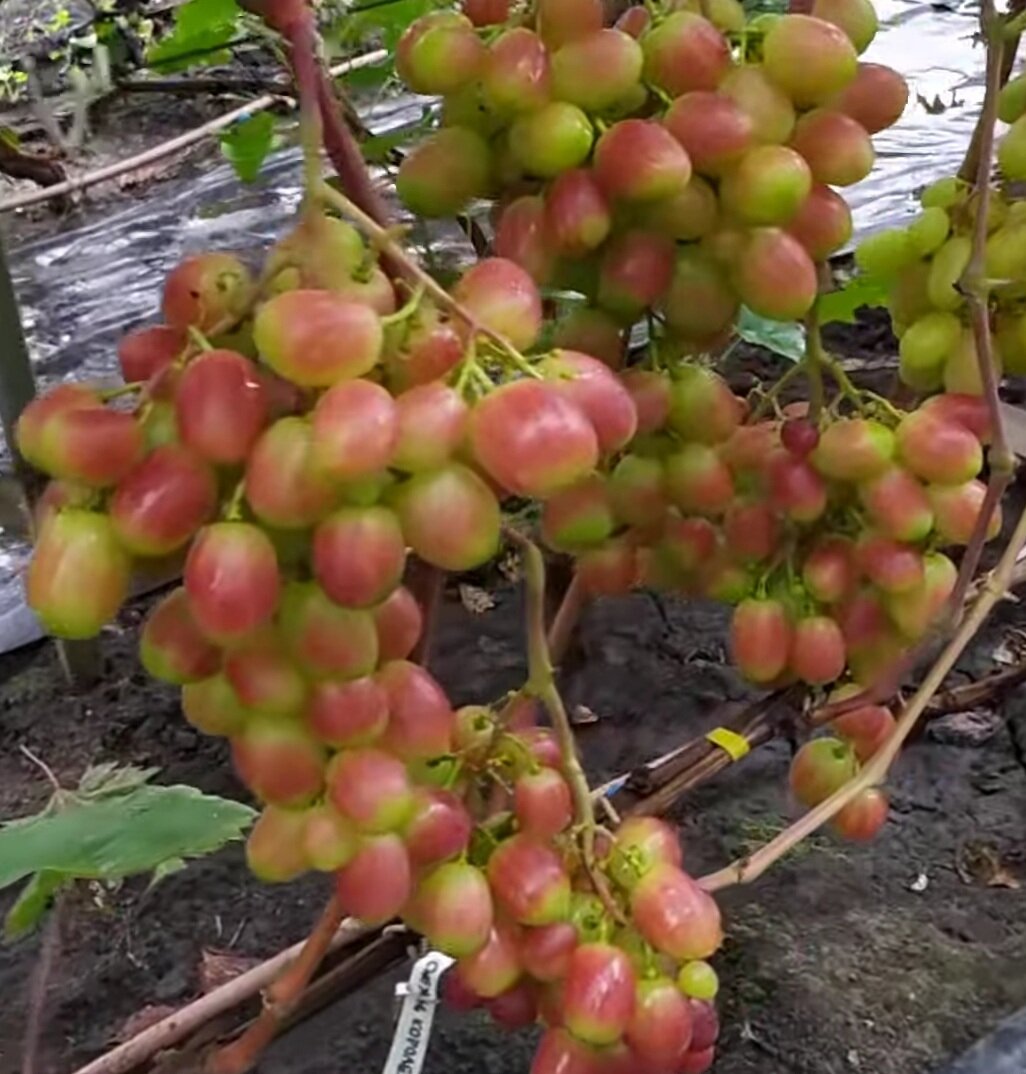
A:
[0, 228, 101, 685]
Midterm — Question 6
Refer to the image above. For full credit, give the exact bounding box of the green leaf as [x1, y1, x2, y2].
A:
[817, 274, 890, 326]
[146, 0, 242, 71]
[736, 307, 806, 362]
[360, 115, 434, 164]
[0, 784, 256, 891]
[78, 762, 158, 798]
[4, 872, 64, 942]
[339, 0, 440, 51]
[220, 112, 276, 183]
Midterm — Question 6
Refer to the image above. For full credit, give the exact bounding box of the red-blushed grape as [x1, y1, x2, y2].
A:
[457, 922, 523, 998]
[404, 787, 473, 866]
[305, 676, 389, 747]
[182, 673, 250, 737]
[396, 12, 485, 95]
[410, 862, 494, 956]
[642, 12, 731, 96]
[246, 806, 310, 883]
[729, 598, 792, 683]
[280, 582, 379, 680]
[232, 716, 325, 807]
[110, 444, 217, 556]
[27, 509, 131, 639]
[630, 864, 723, 961]
[377, 660, 455, 762]
[118, 324, 186, 383]
[373, 586, 423, 662]
[303, 804, 359, 873]
[608, 816, 683, 890]
[514, 767, 573, 838]
[140, 588, 221, 685]
[393, 463, 501, 571]
[185, 522, 281, 644]
[563, 943, 636, 1046]
[832, 787, 889, 840]
[790, 615, 847, 685]
[176, 349, 269, 464]
[310, 379, 398, 481]
[626, 976, 694, 1067]
[326, 748, 414, 833]
[162, 252, 252, 332]
[335, 833, 413, 923]
[312, 506, 406, 608]
[488, 834, 572, 926]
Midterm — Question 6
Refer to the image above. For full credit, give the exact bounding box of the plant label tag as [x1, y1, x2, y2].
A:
[382, 950, 455, 1074]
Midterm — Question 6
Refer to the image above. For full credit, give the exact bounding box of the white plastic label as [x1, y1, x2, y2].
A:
[381, 950, 455, 1074]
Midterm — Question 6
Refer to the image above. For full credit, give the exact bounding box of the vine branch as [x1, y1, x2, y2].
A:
[504, 528, 624, 923]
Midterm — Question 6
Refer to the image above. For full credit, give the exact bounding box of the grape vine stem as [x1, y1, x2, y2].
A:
[951, 0, 1015, 610]
[504, 527, 625, 924]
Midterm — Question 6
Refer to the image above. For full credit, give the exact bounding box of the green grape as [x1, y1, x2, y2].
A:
[967, 189, 1008, 233]
[854, 228, 917, 279]
[677, 960, 720, 1000]
[888, 260, 932, 329]
[998, 73, 1026, 124]
[927, 235, 972, 311]
[898, 310, 961, 391]
[997, 314, 1026, 375]
[907, 207, 950, 256]
[985, 224, 1026, 280]
[920, 176, 964, 210]
[998, 115, 1026, 182]
[943, 328, 1000, 395]
[1006, 200, 1026, 225]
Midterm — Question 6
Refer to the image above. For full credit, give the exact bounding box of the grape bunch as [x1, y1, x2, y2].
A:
[858, 64, 1026, 393]
[538, 359, 998, 694]
[788, 687, 895, 842]
[17, 214, 731, 1071]
[394, 0, 908, 346]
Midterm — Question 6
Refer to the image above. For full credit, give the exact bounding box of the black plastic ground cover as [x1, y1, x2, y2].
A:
[931, 1008, 1026, 1074]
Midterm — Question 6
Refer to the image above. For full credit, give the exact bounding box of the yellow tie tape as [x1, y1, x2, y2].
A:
[706, 726, 751, 762]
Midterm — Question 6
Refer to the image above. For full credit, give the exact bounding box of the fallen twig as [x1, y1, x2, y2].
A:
[0, 50, 387, 215]
[21, 893, 63, 1074]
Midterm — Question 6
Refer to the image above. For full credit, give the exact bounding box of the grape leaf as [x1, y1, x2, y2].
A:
[0, 784, 256, 891]
[817, 274, 890, 326]
[4, 871, 64, 941]
[220, 112, 276, 183]
[340, 0, 441, 51]
[146, 0, 242, 71]
[736, 307, 806, 362]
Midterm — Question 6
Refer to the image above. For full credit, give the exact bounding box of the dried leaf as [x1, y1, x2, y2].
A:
[115, 1004, 180, 1042]
[956, 840, 1021, 888]
[459, 584, 495, 614]
[199, 949, 261, 993]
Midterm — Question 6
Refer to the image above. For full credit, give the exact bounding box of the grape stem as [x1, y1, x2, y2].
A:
[804, 297, 825, 423]
[314, 180, 541, 380]
[504, 527, 626, 925]
[698, 497, 1026, 891]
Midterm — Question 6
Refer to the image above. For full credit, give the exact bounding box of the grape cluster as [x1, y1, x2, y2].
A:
[545, 362, 999, 695]
[18, 217, 730, 1071]
[394, 0, 908, 343]
[788, 687, 894, 842]
[858, 66, 1026, 393]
